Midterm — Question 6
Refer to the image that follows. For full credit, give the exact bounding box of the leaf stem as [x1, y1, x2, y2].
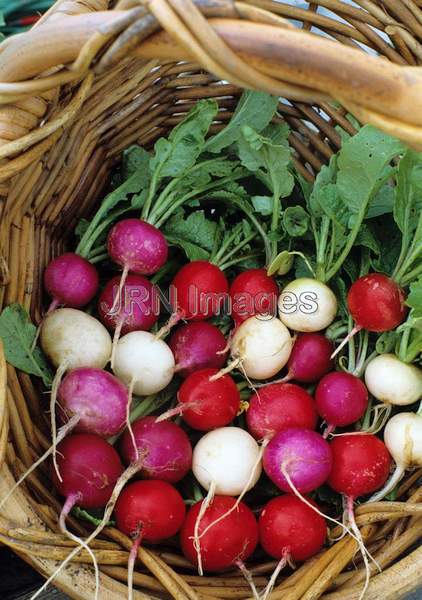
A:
[315, 216, 330, 282]
[213, 232, 256, 268]
[220, 252, 262, 271]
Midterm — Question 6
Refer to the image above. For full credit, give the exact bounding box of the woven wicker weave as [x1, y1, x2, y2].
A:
[0, 1, 421, 598]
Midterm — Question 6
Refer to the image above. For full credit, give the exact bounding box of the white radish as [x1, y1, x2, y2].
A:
[230, 316, 292, 380]
[369, 412, 422, 502]
[278, 278, 337, 332]
[40, 308, 112, 480]
[192, 427, 262, 496]
[365, 354, 422, 406]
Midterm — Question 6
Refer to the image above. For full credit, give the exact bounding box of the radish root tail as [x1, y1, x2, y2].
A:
[209, 358, 242, 382]
[235, 559, 260, 600]
[51, 362, 70, 483]
[109, 264, 129, 315]
[128, 526, 143, 600]
[127, 377, 138, 462]
[331, 325, 361, 360]
[192, 480, 216, 576]
[110, 319, 123, 370]
[260, 552, 289, 600]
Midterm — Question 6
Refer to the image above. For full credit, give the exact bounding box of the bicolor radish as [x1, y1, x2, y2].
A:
[258, 495, 327, 600]
[246, 382, 317, 441]
[364, 354, 422, 406]
[157, 368, 240, 430]
[169, 321, 228, 377]
[115, 480, 186, 600]
[40, 308, 112, 479]
[44, 252, 99, 313]
[369, 413, 422, 502]
[229, 268, 278, 324]
[315, 372, 368, 436]
[281, 333, 334, 383]
[278, 278, 338, 332]
[97, 273, 159, 367]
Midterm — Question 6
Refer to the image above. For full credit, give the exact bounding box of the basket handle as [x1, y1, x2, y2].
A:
[0, 2, 421, 148]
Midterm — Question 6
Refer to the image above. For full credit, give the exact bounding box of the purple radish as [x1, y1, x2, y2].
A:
[44, 252, 99, 312]
[315, 371, 368, 435]
[263, 428, 332, 494]
[58, 368, 128, 437]
[169, 322, 228, 378]
[282, 333, 334, 383]
[120, 416, 192, 484]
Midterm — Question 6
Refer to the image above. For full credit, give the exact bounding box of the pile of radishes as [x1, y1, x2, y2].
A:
[1, 96, 422, 600]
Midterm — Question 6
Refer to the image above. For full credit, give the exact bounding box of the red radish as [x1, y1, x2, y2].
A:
[283, 333, 334, 383]
[44, 252, 99, 312]
[246, 383, 317, 441]
[263, 428, 332, 494]
[158, 368, 240, 430]
[171, 260, 229, 321]
[57, 368, 128, 437]
[169, 322, 228, 377]
[115, 480, 186, 600]
[328, 434, 391, 499]
[98, 274, 159, 334]
[180, 495, 258, 572]
[259, 495, 326, 562]
[315, 372, 368, 435]
[120, 416, 192, 483]
[258, 494, 327, 600]
[229, 268, 278, 324]
[107, 218, 168, 276]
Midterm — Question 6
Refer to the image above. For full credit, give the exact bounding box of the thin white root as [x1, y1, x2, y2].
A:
[109, 264, 129, 315]
[59, 493, 100, 600]
[198, 439, 268, 540]
[29, 462, 140, 600]
[110, 319, 123, 370]
[209, 358, 242, 382]
[260, 554, 288, 600]
[367, 466, 405, 503]
[51, 362, 69, 482]
[127, 377, 138, 462]
[235, 559, 260, 600]
[193, 481, 216, 576]
[155, 404, 186, 423]
[0, 415, 80, 511]
[128, 527, 143, 600]
[155, 311, 183, 340]
[330, 325, 361, 360]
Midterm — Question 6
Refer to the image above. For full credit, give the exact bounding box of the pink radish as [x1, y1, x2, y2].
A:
[171, 260, 229, 321]
[258, 495, 326, 599]
[44, 252, 99, 312]
[229, 268, 278, 325]
[169, 321, 228, 378]
[57, 368, 128, 437]
[158, 368, 240, 430]
[282, 333, 334, 383]
[119, 416, 192, 484]
[246, 383, 317, 441]
[115, 480, 186, 599]
[180, 495, 259, 572]
[263, 428, 332, 494]
[315, 372, 368, 435]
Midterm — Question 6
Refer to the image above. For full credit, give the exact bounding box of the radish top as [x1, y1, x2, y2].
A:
[286, 333, 334, 383]
[169, 321, 227, 378]
[364, 354, 422, 406]
[229, 268, 278, 324]
[278, 278, 338, 332]
[44, 253, 99, 309]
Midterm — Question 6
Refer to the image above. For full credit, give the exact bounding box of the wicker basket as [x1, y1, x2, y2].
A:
[0, 1, 422, 598]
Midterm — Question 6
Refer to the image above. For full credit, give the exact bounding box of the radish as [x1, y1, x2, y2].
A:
[278, 278, 337, 332]
[369, 413, 422, 502]
[229, 268, 278, 324]
[57, 368, 128, 437]
[180, 495, 259, 572]
[169, 321, 228, 378]
[44, 252, 99, 312]
[98, 273, 159, 368]
[246, 382, 317, 441]
[158, 368, 240, 431]
[112, 330, 175, 396]
[229, 315, 293, 380]
[263, 428, 332, 494]
[171, 260, 229, 321]
[40, 308, 112, 479]
[364, 354, 422, 406]
[258, 495, 326, 599]
[52, 433, 124, 600]
[315, 371, 368, 435]
[332, 274, 407, 358]
[120, 416, 192, 483]
[115, 480, 186, 600]
[282, 333, 334, 383]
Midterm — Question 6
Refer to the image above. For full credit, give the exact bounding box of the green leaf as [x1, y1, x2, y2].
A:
[163, 210, 219, 261]
[252, 196, 273, 216]
[367, 182, 394, 218]
[355, 224, 380, 254]
[205, 90, 279, 153]
[376, 330, 397, 354]
[0, 305, 53, 386]
[151, 99, 218, 178]
[75, 218, 90, 240]
[267, 250, 294, 276]
[407, 275, 422, 313]
[122, 146, 151, 179]
[283, 205, 309, 237]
